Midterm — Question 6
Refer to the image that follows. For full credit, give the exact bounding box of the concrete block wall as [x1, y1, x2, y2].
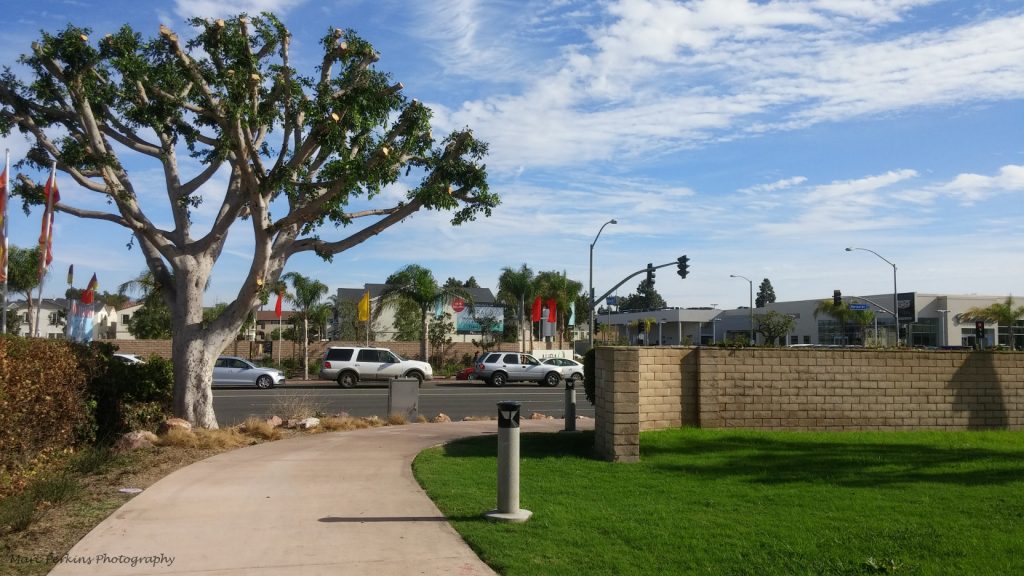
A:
[699, 348, 1024, 431]
[594, 347, 1024, 460]
[594, 348, 641, 462]
[637, 347, 698, 430]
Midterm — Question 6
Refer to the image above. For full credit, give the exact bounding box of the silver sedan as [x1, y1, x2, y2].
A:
[212, 356, 285, 389]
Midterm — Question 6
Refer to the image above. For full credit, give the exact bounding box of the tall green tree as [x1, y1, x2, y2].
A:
[282, 272, 328, 379]
[962, 296, 1024, 349]
[617, 278, 667, 311]
[376, 264, 470, 360]
[0, 14, 495, 427]
[756, 278, 776, 308]
[4, 245, 45, 336]
[497, 264, 534, 352]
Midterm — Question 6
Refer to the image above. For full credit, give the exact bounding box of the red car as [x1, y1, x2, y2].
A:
[455, 366, 475, 380]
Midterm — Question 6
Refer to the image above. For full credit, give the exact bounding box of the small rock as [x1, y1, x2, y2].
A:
[529, 412, 550, 420]
[332, 411, 350, 419]
[297, 417, 320, 430]
[158, 418, 193, 435]
[115, 430, 158, 451]
[432, 413, 452, 423]
[265, 415, 283, 428]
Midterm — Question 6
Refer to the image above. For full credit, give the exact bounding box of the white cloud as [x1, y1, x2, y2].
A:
[174, 0, 307, 19]
[939, 164, 1024, 204]
[439, 2, 1024, 171]
[740, 176, 807, 194]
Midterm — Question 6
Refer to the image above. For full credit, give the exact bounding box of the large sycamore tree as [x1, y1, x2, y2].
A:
[0, 13, 496, 427]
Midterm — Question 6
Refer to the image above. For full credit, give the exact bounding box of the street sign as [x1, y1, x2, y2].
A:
[849, 303, 869, 310]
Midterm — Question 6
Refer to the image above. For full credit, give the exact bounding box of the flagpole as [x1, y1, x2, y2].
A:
[64, 265, 73, 339]
[0, 149, 8, 335]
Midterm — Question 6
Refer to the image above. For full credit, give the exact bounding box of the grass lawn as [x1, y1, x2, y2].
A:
[413, 428, 1024, 576]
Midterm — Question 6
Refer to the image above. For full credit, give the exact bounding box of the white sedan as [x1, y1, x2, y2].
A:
[541, 358, 584, 385]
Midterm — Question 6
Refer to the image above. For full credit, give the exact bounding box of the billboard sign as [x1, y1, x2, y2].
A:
[897, 292, 916, 323]
[456, 305, 505, 333]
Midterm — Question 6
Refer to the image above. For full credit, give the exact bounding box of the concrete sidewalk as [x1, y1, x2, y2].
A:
[49, 418, 591, 576]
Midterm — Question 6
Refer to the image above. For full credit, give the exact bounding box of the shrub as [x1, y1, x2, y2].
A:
[0, 335, 93, 498]
[86, 344, 174, 440]
[240, 417, 281, 440]
[0, 492, 37, 534]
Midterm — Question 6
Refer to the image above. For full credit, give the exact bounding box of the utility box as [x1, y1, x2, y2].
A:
[388, 378, 420, 421]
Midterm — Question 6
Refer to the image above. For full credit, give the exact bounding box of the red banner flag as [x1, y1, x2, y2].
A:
[274, 292, 283, 318]
[80, 273, 98, 305]
[546, 299, 557, 323]
[531, 296, 542, 322]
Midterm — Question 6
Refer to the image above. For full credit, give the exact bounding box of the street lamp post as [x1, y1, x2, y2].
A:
[589, 219, 617, 349]
[845, 247, 899, 345]
[730, 274, 754, 345]
[936, 309, 949, 347]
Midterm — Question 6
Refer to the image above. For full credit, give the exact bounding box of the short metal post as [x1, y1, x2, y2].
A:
[563, 380, 577, 432]
[485, 401, 532, 523]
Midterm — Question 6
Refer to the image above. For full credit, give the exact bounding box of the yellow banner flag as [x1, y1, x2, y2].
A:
[357, 291, 370, 322]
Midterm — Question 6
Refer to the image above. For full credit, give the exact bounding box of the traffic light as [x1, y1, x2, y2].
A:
[833, 290, 842, 306]
[646, 263, 655, 285]
[676, 255, 689, 279]
[975, 320, 985, 339]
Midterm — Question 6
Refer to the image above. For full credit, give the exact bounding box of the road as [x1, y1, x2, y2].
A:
[212, 379, 594, 426]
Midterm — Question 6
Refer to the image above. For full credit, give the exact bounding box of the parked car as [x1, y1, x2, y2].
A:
[113, 353, 145, 365]
[455, 366, 475, 380]
[542, 357, 584, 385]
[212, 356, 285, 389]
[471, 352, 563, 387]
[318, 346, 433, 388]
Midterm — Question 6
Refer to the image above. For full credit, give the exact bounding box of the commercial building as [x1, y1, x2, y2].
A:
[599, 293, 1022, 349]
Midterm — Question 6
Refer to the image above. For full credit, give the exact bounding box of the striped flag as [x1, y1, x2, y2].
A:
[38, 164, 59, 280]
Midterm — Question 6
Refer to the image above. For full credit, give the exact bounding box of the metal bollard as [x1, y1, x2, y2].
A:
[563, 379, 577, 432]
[484, 401, 532, 523]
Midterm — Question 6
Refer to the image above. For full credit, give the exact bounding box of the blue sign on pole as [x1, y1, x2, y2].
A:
[849, 303, 869, 310]
[606, 296, 618, 306]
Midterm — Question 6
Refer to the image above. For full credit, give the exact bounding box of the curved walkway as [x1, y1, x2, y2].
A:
[49, 418, 590, 576]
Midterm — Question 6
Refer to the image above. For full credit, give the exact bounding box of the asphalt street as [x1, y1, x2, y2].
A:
[212, 379, 594, 426]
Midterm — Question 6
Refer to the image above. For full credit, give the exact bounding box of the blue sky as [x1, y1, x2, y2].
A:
[2, 0, 1022, 311]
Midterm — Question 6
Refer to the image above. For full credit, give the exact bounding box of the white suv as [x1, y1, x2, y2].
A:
[472, 352, 563, 387]
[319, 346, 432, 388]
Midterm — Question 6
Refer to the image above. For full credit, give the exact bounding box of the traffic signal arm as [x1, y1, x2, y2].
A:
[592, 260, 681, 308]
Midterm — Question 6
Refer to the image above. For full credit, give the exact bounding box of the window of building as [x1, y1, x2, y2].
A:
[122, 314, 130, 324]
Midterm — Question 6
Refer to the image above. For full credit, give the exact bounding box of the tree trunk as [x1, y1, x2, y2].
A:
[169, 266, 243, 429]
[303, 315, 309, 380]
[419, 307, 429, 361]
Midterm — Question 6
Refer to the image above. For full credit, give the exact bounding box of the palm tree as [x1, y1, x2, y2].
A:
[497, 264, 534, 352]
[849, 308, 876, 346]
[282, 272, 329, 379]
[533, 270, 584, 349]
[5, 245, 46, 336]
[961, 296, 1024, 349]
[376, 264, 470, 361]
[813, 299, 852, 345]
